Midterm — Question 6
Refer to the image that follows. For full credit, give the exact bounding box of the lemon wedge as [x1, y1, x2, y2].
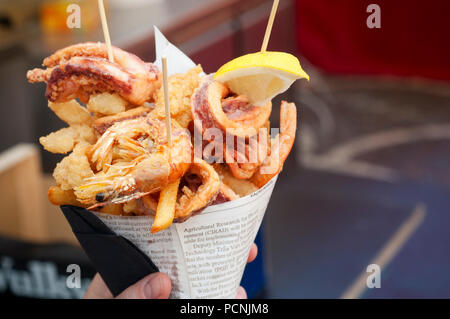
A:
[214, 51, 309, 106]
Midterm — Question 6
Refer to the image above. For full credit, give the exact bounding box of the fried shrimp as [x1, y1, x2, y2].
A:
[27, 42, 161, 105]
[251, 101, 297, 188]
[224, 121, 270, 179]
[75, 116, 192, 207]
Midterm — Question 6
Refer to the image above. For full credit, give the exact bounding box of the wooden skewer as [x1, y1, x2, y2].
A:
[161, 56, 172, 148]
[97, 0, 114, 63]
[261, 0, 280, 53]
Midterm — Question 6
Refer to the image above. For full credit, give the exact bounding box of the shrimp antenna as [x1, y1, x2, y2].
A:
[261, 0, 280, 53]
[162, 56, 172, 150]
[97, 0, 114, 63]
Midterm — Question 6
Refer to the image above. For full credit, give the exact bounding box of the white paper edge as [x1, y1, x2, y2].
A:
[153, 26, 197, 76]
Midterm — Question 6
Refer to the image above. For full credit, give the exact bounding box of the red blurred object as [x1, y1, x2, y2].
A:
[296, 0, 450, 81]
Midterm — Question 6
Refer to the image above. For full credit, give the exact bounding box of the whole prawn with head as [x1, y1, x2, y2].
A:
[75, 116, 192, 208]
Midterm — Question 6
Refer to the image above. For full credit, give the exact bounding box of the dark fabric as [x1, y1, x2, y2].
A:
[0, 235, 95, 299]
[61, 205, 159, 297]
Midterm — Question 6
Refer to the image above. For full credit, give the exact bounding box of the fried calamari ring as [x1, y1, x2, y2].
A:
[174, 159, 221, 222]
[27, 42, 161, 105]
[192, 79, 271, 138]
[211, 182, 239, 205]
[192, 79, 271, 179]
[75, 116, 192, 207]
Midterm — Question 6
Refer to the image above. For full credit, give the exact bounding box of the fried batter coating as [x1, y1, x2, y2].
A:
[87, 93, 128, 115]
[53, 142, 94, 190]
[39, 125, 97, 154]
[48, 100, 93, 126]
[40, 127, 77, 154]
[151, 65, 203, 128]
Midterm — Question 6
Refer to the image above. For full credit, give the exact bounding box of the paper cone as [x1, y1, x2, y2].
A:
[61, 28, 279, 298]
[95, 176, 277, 298]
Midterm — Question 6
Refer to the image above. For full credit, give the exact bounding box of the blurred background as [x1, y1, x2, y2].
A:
[0, 0, 449, 299]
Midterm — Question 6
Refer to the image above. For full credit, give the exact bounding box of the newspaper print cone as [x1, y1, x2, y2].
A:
[96, 176, 277, 298]
[94, 28, 278, 298]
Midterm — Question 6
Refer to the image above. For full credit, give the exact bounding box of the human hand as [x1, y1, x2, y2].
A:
[84, 243, 258, 299]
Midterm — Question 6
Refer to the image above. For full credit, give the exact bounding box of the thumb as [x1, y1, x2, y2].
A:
[116, 272, 172, 299]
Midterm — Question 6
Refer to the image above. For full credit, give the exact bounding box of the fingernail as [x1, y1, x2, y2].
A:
[143, 274, 162, 299]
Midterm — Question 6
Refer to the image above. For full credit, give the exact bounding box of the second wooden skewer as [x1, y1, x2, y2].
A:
[161, 56, 172, 149]
[261, 0, 280, 53]
[97, 0, 114, 63]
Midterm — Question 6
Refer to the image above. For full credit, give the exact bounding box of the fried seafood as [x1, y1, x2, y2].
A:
[87, 92, 128, 115]
[211, 182, 239, 205]
[224, 122, 269, 179]
[174, 159, 221, 222]
[28, 40, 301, 231]
[39, 124, 96, 154]
[152, 65, 203, 128]
[214, 164, 258, 197]
[53, 142, 94, 191]
[192, 79, 271, 137]
[251, 101, 297, 188]
[48, 100, 93, 126]
[93, 106, 151, 135]
[192, 79, 271, 179]
[75, 117, 192, 207]
[27, 42, 161, 105]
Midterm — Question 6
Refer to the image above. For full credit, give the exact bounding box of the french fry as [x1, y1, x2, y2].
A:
[151, 179, 180, 233]
[48, 185, 83, 206]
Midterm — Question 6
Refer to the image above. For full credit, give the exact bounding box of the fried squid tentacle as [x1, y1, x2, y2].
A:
[43, 42, 150, 74]
[27, 42, 161, 105]
[251, 101, 297, 188]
